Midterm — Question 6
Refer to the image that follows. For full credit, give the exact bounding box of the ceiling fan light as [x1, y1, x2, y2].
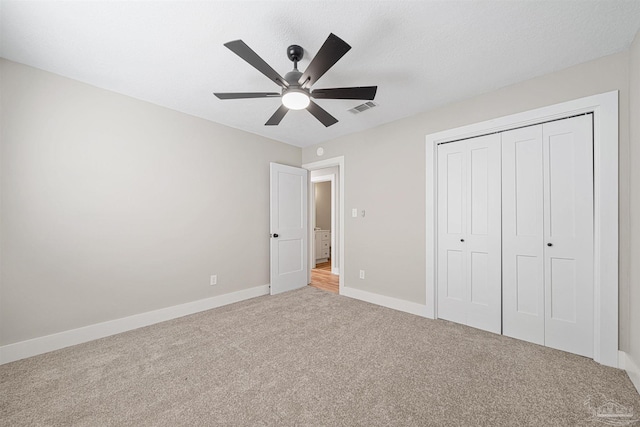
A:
[282, 89, 310, 110]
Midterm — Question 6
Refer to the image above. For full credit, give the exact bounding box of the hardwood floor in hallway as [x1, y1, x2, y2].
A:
[309, 260, 339, 294]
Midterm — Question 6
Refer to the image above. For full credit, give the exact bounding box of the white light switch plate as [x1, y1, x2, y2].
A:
[352, 208, 358, 218]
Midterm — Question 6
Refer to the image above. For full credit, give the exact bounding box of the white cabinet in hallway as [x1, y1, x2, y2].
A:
[315, 230, 331, 262]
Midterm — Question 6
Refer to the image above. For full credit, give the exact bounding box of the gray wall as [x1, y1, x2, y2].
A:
[314, 182, 331, 231]
[629, 31, 640, 374]
[0, 59, 301, 346]
[302, 51, 632, 349]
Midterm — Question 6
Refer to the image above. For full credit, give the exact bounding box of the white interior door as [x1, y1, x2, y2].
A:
[543, 115, 594, 357]
[437, 134, 502, 334]
[502, 125, 545, 345]
[270, 163, 308, 295]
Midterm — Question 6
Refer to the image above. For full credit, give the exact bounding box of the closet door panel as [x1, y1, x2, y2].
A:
[437, 135, 501, 333]
[445, 250, 465, 300]
[549, 258, 577, 322]
[515, 255, 542, 315]
[543, 115, 594, 358]
[470, 147, 489, 236]
[437, 143, 467, 325]
[466, 135, 502, 334]
[502, 125, 545, 345]
[470, 251, 489, 305]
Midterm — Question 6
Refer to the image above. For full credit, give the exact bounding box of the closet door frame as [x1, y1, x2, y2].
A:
[425, 91, 619, 367]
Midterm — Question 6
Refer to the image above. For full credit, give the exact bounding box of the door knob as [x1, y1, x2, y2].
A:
[460, 239, 465, 242]
[547, 243, 552, 247]
[273, 233, 279, 238]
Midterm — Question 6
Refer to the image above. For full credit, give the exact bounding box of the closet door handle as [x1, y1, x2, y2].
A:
[547, 243, 552, 247]
[460, 239, 465, 242]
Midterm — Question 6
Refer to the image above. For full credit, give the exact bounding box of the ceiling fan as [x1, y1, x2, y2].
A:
[214, 33, 377, 127]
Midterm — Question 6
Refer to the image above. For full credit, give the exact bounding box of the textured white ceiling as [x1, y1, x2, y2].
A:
[2, 1, 640, 147]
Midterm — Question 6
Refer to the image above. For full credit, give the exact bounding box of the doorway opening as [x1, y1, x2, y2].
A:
[303, 156, 345, 295]
[311, 177, 337, 293]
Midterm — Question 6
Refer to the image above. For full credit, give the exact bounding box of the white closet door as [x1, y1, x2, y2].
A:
[543, 115, 594, 357]
[502, 125, 545, 345]
[437, 134, 501, 334]
[437, 141, 467, 326]
[502, 115, 594, 357]
[465, 136, 502, 333]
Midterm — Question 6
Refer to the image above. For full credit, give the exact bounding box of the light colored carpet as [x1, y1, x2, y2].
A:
[1, 287, 639, 426]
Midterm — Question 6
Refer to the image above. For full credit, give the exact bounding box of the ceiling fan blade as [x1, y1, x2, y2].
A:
[298, 33, 351, 88]
[307, 101, 338, 127]
[311, 86, 377, 100]
[214, 92, 281, 100]
[224, 40, 289, 88]
[265, 104, 289, 126]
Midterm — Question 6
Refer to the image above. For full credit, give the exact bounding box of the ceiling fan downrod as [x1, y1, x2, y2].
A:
[287, 44, 304, 71]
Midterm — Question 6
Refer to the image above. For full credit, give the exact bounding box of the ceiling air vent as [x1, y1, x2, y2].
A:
[348, 101, 378, 114]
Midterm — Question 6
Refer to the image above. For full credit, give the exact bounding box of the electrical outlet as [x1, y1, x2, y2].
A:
[210, 275, 217, 286]
[359, 270, 365, 279]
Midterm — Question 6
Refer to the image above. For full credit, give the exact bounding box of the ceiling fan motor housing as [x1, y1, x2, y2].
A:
[284, 70, 304, 87]
[287, 44, 304, 63]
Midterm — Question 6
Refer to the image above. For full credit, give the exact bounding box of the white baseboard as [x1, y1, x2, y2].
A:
[622, 351, 640, 395]
[332, 267, 340, 275]
[341, 286, 428, 317]
[0, 284, 270, 365]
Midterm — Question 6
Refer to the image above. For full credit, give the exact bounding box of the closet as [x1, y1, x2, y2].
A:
[436, 114, 594, 358]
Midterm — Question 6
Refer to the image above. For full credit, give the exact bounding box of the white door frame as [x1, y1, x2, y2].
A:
[311, 174, 336, 271]
[303, 156, 345, 294]
[426, 91, 619, 367]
